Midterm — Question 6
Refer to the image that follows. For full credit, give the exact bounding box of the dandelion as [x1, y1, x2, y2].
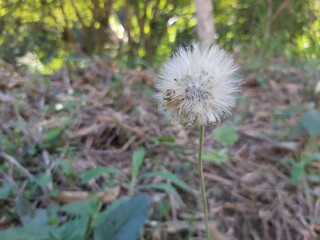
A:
[156, 43, 241, 240]
[155, 43, 240, 126]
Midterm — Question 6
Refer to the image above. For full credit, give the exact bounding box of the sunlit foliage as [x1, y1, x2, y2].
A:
[0, 0, 319, 71]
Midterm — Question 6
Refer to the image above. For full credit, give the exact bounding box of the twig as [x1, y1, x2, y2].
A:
[0, 152, 33, 179]
[53, 186, 120, 203]
[41, 150, 53, 191]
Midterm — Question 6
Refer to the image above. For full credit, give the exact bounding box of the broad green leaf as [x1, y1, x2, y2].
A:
[213, 122, 239, 146]
[157, 136, 176, 142]
[93, 197, 128, 227]
[203, 148, 229, 164]
[27, 209, 49, 228]
[31, 173, 52, 188]
[61, 199, 99, 217]
[128, 148, 146, 196]
[300, 152, 320, 164]
[94, 194, 150, 240]
[307, 152, 320, 162]
[281, 105, 303, 118]
[54, 217, 89, 240]
[0, 225, 57, 240]
[0, 182, 12, 200]
[26, 144, 38, 156]
[5, 204, 57, 240]
[150, 136, 176, 143]
[15, 196, 36, 226]
[22, 209, 58, 238]
[63, 100, 86, 108]
[300, 110, 320, 137]
[139, 183, 183, 206]
[139, 171, 191, 191]
[57, 160, 74, 176]
[153, 199, 171, 220]
[288, 124, 304, 140]
[290, 162, 305, 185]
[131, 148, 145, 177]
[80, 166, 124, 184]
[44, 127, 63, 142]
[49, 183, 60, 197]
[1, 227, 33, 240]
[308, 174, 320, 183]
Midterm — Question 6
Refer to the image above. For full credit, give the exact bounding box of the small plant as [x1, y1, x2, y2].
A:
[284, 152, 320, 186]
[128, 148, 192, 205]
[203, 121, 239, 164]
[80, 148, 192, 204]
[0, 194, 150, 240]
[2, 147, 190, 240]
[300, 109, 320, 137]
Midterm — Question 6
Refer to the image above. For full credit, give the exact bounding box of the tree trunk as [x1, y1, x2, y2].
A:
[195, 0, 216, 48]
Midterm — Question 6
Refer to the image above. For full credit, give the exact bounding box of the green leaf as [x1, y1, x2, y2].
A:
[203, 148, 229, 164]
[49, 183, 60, 197]
[80, 166, 124, 184]
[0, 182, 12, 200]
[128, 148, 146, 196]
[0, 225, 57, 240]
[15, 196, 36, 226]
[63, 100, 85, 108]
[30, 173, 52, 188]
[153, 199, 171, 220]
[57, 160, 74, 176]
[150, 136, 176, 143]
[300, 110, 320, 137]
[131, 148, 145, 177]
[26, 209, 49, 228]
[139, 171, 191, 191]
[300, 152, 320, 164]
[213, 122, 239, 146]
[26, 144, 39, 156]
[44, 127, 63, 142]
[307, 174, 320, 183]
[93, 194, 150, 240]
[93, 197, 128, 227]
[61, 199, 99, 217]
[306, 152, 320, 162]
[139, 183, 184, 206]
[10, 200, 57, 240]
[288, 124, 304, 140]
[0, 227, 31, 240]
[281, 105, 303, 118]
[54, 217, 89, 240]
[290, 162, 305, 185]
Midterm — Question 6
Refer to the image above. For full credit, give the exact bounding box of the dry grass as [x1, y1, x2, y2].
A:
[0, 59, 319, 239]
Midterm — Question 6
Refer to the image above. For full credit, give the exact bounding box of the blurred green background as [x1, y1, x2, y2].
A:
[1, 0, 319, 71]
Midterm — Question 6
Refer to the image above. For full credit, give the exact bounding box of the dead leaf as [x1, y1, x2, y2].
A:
[53, 186, 120, 203]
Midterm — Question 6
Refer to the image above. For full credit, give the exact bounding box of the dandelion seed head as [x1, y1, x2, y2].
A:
[155, 43, 241, 126]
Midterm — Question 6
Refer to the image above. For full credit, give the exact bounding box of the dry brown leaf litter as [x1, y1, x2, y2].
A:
[0, 60, 319, 239]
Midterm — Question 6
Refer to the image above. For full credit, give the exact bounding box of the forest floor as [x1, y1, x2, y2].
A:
[0, 58, 319, 240]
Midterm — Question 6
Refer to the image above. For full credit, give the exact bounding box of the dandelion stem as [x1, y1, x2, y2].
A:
[198, 125, 210, 239]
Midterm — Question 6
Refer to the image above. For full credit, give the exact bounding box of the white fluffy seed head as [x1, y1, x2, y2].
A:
[155, 43, 241, 126]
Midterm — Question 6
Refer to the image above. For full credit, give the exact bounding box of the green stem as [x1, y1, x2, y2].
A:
[198, 125, 210, 239]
